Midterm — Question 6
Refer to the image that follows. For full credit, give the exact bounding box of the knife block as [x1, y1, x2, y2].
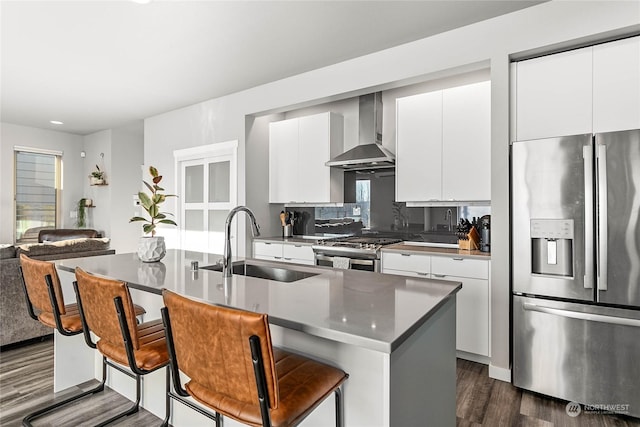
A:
[458, 227, 480, 250]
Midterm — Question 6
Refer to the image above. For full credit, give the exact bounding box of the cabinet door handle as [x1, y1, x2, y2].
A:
[274, 256, 282, 260]
[284, 257, 292, 261]
[452, 257, 464, 261]
[294, 245, 302, 248]
[401, 253, 411, 257]
[417, 272, 429, 276]
[434, 274, 446, 278]
[264, 242, 271, 245]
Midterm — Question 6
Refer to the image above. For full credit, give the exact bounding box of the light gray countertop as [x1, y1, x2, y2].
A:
[255, 236, 491, 259]
[56, 249, 460, 354]
[253, 234, 340, 245]
[383, 242, 491, 259]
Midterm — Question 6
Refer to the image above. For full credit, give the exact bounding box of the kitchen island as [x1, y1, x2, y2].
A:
[55, 249, 460, 426]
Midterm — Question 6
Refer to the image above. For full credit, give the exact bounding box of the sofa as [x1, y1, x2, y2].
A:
[0, 229, 115, 348]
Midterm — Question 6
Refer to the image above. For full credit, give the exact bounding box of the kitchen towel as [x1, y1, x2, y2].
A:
[333, 256, 351, 269]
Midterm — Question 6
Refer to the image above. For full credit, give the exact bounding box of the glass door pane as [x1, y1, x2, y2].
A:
[209, 161, 230, 202]
[185, 165, 204, 203]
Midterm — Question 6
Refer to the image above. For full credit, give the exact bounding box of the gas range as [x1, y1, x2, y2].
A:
[312, 236, 403, 259]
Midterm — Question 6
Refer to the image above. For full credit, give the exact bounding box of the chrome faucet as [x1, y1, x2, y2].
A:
[445, 209, 453, 232]
[223, 206, 261, 278]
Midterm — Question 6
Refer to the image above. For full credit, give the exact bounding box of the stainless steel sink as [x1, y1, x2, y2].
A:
[201, 262, 319, 283]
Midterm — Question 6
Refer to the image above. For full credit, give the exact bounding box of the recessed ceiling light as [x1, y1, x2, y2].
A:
[50, 120, 63, 125]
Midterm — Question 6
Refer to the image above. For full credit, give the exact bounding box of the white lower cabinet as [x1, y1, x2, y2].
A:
[431, 257, 489, 358]
[381, 251, 430, 278]
[382, 252, 490, 359]
[253, 241, 315, 265]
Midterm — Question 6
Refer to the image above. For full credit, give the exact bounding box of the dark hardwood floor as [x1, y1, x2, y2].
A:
[1, 338, 638, 426]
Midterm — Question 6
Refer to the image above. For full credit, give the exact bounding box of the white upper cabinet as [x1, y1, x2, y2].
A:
[269, 118, 299, 203]
[515, 36, 640, 140]
[593, 36, 640, 133]
[396, 91, 442, 202]
[396, 81, 491, 203]
[515, 48, 592, 141]
[442, 81, 491, 201]
[269, 112, 343, 204]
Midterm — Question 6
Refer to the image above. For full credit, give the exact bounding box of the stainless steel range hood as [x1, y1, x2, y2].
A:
[325, 92, 395, 171]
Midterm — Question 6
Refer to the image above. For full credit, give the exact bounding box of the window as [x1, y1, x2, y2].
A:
[14, 148, 61, 242]
[355, 179, 370, 228]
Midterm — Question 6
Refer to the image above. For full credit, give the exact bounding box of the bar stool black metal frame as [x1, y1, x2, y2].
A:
[160, 306, 221, 427]
[160, 299, 347, 427]
[19, 269, 108, 427]
[73, 282, 170, 427]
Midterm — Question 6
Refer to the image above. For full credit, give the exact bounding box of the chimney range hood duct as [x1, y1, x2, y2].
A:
[325, 92, 395, 171]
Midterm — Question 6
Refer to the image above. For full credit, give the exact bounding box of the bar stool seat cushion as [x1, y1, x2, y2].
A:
[97, 318, 168, 371]
[186, 347, 347, 427]
[38, 303, 83, 332]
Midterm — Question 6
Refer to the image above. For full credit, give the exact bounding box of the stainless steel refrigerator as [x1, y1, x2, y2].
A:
[511, 129, 640, 417]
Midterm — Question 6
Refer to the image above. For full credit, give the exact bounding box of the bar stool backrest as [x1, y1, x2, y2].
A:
[75, 267, 141, 350]
[20, 253, 66, 315]
[162, 289, 280, 410]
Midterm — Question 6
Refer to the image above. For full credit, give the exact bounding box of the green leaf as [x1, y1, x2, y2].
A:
[138, 192, 152, 209]
[143, 224, 155, 234]
[149, 166, 158, 178]
[159, 219, 177, 226]
[129, 217, 148, 223]
[143, 180, 154, 193]
[149, 204, 158, 218]
[155, 213, 166, 219]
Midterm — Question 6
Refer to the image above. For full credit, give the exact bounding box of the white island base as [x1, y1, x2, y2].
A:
[53, 297, 456, 427]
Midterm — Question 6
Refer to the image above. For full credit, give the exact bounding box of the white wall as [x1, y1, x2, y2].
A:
[83, 129, 112, 234]
[83, 123, 144, 253]
[0, 122, 84, 243]
[143, 1, 640, 379]
[110, 124, 144, 253]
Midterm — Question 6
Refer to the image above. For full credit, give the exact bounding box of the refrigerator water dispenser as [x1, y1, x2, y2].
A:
[530, 219, 574, 277]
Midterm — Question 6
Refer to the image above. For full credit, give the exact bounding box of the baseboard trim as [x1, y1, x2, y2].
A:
[456, 350, 489, 365]
[489, 364, 511, 383]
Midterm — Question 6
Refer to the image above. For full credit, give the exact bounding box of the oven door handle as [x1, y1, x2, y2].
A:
[314, 254, 375, 267]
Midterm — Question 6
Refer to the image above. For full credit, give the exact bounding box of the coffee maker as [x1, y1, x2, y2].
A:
[480, 215, 490, 252]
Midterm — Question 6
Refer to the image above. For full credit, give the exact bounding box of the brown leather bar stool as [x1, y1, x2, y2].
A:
[18, 254, 146, 426]
[73, 267, 170, 426]
[161, 289, 349, 427]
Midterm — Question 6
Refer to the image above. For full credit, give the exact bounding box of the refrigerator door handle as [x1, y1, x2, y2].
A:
[583, 146, 594, 289]
[597, 144, 608, 291]
[523, 303, 640, 328]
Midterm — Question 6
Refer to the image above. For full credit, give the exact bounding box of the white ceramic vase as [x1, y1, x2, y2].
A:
[137, 236, 166, 262]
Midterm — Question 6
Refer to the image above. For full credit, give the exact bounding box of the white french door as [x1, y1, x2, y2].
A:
[174, 141, 237, 254]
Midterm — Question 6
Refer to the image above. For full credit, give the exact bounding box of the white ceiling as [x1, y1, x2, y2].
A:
[1, 0, 542, 135]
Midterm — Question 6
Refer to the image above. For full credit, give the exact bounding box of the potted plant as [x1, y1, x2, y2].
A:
[89, 165, 106, 185]
[77, 198, 87, 228]
[129, 166, 177, 262]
